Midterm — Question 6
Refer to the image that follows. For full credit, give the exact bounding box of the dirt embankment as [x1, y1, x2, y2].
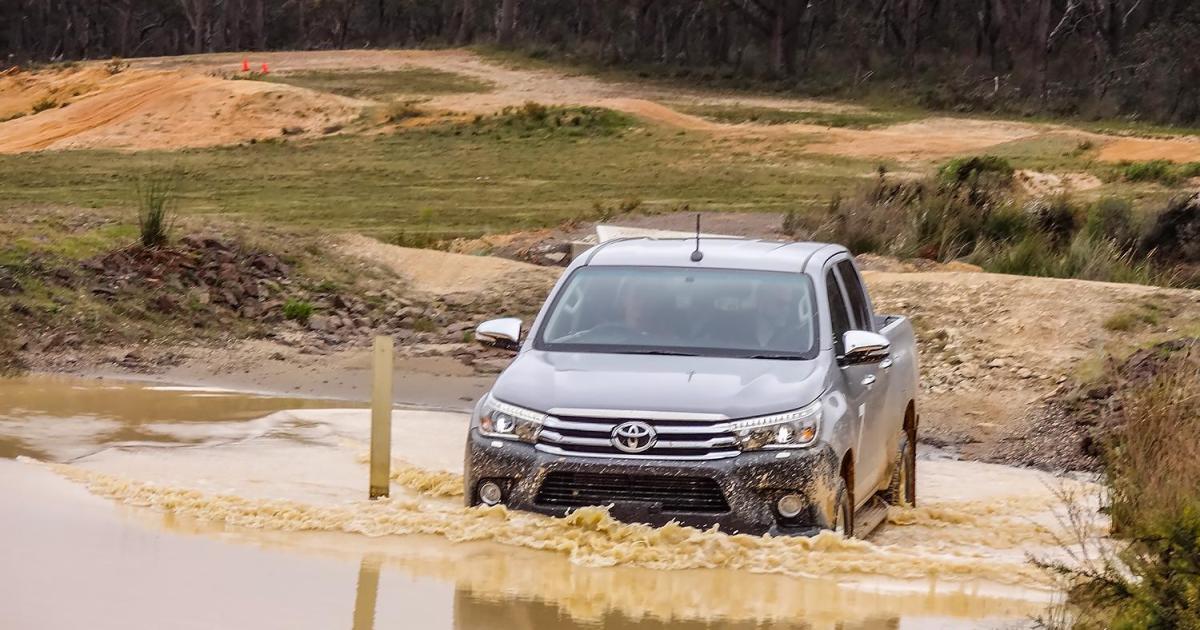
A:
[0, 64, 363, 152]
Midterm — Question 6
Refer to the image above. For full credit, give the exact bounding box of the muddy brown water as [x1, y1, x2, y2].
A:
[1, 375, 1102, 629]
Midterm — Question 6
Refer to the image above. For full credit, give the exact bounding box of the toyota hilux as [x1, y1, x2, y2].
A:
[464, 237, 918, 537]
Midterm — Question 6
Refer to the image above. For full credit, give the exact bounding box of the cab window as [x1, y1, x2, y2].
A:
[836, 260, 872, 331]
[825, 269, 851, 356]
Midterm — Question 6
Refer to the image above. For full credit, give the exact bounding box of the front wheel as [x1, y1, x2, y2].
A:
[831, 477, 854, 537]
[885, 432, 917, 507]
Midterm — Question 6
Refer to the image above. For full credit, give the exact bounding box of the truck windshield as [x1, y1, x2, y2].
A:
[536, 266, 819, 359]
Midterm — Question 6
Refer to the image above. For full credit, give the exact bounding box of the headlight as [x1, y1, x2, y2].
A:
[478, 395, 545, 443]
[730, 400, 822, 450]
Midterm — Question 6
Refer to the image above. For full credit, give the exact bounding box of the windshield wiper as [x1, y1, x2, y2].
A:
[613, 349, 700, 357]
[746, 353, 809, 360]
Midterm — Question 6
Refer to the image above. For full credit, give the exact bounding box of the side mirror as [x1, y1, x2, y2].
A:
[475, 318, 522, 351]
[841, 330, 890, 365]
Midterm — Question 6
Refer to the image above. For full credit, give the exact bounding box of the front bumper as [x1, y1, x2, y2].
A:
[464, 430, 841, 536]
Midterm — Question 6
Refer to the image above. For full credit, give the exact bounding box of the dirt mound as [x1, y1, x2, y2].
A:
[0, 66, 364, 153]
[1016, 170, 1103, 196]
[338, 233, 559, 296]
[985, 338, 1200, 472]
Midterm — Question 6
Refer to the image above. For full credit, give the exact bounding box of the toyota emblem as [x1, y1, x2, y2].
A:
[611, 421, 657, 453]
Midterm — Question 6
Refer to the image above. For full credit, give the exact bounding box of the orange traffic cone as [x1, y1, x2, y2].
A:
[242, 58, 250, 72]
[261, 62, 269, 74]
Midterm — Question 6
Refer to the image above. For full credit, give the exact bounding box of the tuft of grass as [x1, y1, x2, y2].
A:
[383, 99, 426, 123]
[133, 174, 178, 248]
[265, 68, 493, 98]
[1121, 159, 1177, 184]
[412, 316, 437, 333]
[282, 298, 315, 323]
[31, 98, 57, 114]
[104, 58, 129, 75]
[1083, 197, 1137, 247]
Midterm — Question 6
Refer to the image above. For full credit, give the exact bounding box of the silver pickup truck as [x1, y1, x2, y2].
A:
[464, 237, 919, 537]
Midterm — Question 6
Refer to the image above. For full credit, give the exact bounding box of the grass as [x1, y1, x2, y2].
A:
[1103, 305, 1163, 332]
[282, 298, 315, 323]
[265, 68, 493, 99]
[676, 104, 915, 129]
[31, 98, 57, 114]
[134, 174, 178, 248]
[0, 113, 872, 238]
[1043, 344, 1200, 629]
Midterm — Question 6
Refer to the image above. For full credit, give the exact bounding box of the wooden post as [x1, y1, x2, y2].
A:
[369, 336, 393, 499]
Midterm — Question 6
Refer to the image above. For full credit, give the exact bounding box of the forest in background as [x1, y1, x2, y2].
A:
[2, 0, 1199, 125]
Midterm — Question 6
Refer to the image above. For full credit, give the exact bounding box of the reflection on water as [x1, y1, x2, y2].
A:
[352, 555, 382, 630]
[0, 375, 359, 460]
[0, 376, 1075, 629]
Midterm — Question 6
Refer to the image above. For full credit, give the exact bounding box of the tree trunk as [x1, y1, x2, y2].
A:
[250, 0, 265, 49]
[769, 9, 784, 77]
[497, 0, 517, 47]
[455, 0, 474, 45]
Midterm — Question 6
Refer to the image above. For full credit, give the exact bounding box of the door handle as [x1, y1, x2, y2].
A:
[879, 357, 894, 370]
[861, 374, 877, 387]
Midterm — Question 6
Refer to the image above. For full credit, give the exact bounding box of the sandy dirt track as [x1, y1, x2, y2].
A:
[4, 48, 1200, 163]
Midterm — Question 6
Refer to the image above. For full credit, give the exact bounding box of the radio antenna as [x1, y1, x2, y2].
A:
[690, 213, 704, 262]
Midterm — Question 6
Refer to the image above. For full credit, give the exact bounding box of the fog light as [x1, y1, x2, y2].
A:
[479, 481, 503, 506]
[777, 494, 804, 518]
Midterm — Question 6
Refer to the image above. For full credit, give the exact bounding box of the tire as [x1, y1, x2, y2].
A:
[885, 432, 917, 508]
[831, 477, 854, 537]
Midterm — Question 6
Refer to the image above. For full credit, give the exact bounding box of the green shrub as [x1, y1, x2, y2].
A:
[1084, 197, 1137, 247]
[1122, 159, 1177, 185]
[133, 174, 178, 248]
[1039, 344, 1200, 629]
[282, 299, 315, 323]
[478, 104, 632, 136]
[937, 155, 1015, 188]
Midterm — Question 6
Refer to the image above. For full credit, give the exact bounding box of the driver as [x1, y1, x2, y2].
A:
[752, 282, 800, 349]
[619, 279, 676, 340]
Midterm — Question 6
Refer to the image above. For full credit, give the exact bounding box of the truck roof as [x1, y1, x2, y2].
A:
[582, 237, 845, 273]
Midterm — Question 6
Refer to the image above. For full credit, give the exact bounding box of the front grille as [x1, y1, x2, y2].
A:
[536, 415, 739, 460]
[535, 471, 729, 513]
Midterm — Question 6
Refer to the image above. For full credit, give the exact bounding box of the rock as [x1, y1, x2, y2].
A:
[474, 358, 511, 374]
[308, 315, 331, 332]
[0, 273, 23, 295]
[445, 321, 476, 336]
[149, 294, 179, 314]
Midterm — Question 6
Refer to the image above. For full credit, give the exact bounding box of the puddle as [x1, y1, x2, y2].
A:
[1, 376, 1101, 628]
